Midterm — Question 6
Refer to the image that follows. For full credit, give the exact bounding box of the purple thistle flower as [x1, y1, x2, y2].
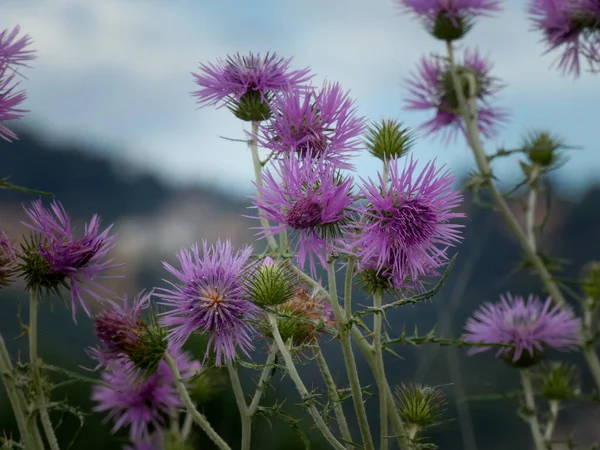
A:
[528, 0, 600, 76]
[250, 156, 355, 276]
[0, 26, 35, 69]
[0, 73, 28, 142]
[192, 52, 313, 109]
[0, 230, 17, 288]
[404, 49, 508, 142]
[92, 346, 199, 441]
[21, 200, 119, 319]
[253, 81, 367, 170]
[397, 0, 502, 22]
[353, 157, 464, 289]
[156, 240, 257, 366]
[463, 293, 582, 365]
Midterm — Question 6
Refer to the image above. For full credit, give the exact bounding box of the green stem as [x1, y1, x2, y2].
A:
[0, 333, 44, 450]
[543, 400, 559, 446]
[525, 165, 540, 252]
[328, 260, 375, 450]
[181, 412, 194, 441]
[249, 121, 278, 252]
[227, 362, 252, 450]
[164, 353, 231, 450]
[313, 342, 353, 447]
[373, 291, 388, 450]
[267, 314, 346, 450]
[519, 369, 545, 450]
[29, 290, 60, 450]
[248, 342, 279, 416]
[445, 40, 600, 393]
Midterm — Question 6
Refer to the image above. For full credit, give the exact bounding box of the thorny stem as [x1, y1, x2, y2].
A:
[519, 369, 545, 450]
[268, 314, 346, 450]
[0, 333, 44, 450]
[248, 342, 279, 416]
[164, 353, 231, 450]
[29, 290, 60, 450]
[328, 260, 375, 450]
[373, 291, 388, 450]
[313, 342, 353, 447]
[227, 362, 252, 450]
[445, 40, 600, 392]
[543, 400, 560, 446]
[250, 121, 278, 252]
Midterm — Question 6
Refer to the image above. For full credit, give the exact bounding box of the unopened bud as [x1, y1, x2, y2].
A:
[245, 258, 297, 307]
[364, 119, 415, 161]
[535, 361, 579, 401]
[431, 12, 472, 42]
[523, 131, 565, 167]
[395, 383, 447, 429]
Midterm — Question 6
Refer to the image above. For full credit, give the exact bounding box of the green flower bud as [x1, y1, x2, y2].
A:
[394, 383, 447, 431]
[431, 12, 472, 42]
[364, 119, 416, 161]
[245, 257, 298, 307]
[228, 90, 272, 122]
[127, 323, 169, 377]
[18, 235, 67, 297]
[534, 362, 579, 401]
[522, 131, 565, 167]
[581, 261, 600, 303]
[189, 366, 226, 405]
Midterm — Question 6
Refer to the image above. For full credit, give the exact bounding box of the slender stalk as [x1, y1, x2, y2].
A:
[525, 166, 540, 251]
[227, 362, 252, 450]
[249, 121, 278, 252]
[445, 40, 600, 392]
[164, 353, 231, 450]
[328, 260, 375, 450]
[0, 333, 44, 450]
[373, 291, 388, 450]
[543, 400, 559, 445]
[268, 314, 346, 450]
[181, 413, 194, 441]
[29, 291, 60, 450]
[313, 342, 353, 446]
[248, 343, 279, 416]
[519, 369, 545, 450]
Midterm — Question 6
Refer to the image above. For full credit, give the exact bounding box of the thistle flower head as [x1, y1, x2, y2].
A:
[463, 293, 582, 367]
[0, 230, 17, 288]
[364, 119, 416, 161]
[93, 291, 168, 376]
[522, 130, 567, 168]
[396, 0, 503, 40]
[404, 49, 508, 143]
[192, 52, 313, 121]
[254, 81, 366, 169]
[394, 383, 447, 431]
[528, 0, 600, 76]
[19, 200, 119, 320]
[353, 157, 464, 289]
[251, 156, 355, 277]
[261, 286, 336, 345]
[92, 346, 200, 441]
[534, 361, 580, 401]
[244, 257, 298, 307]
[0, 26, 35, 69]
[157, 240, 257, 366]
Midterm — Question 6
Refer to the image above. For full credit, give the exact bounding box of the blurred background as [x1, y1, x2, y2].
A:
[1, 0, 600, 449]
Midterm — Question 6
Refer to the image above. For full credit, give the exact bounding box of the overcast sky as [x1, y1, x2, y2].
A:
[3, 0, 599, 196]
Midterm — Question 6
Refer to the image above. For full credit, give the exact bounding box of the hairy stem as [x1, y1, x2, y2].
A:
[248, 342, 279, 416]
[268, 314, 346, 450]
[519, 369, 545, 450]
[373, 291, 388, 450]
[164, 353, 231, 450]
[181, 412, 194, 441]
[228, 362, 252, 450]
[313, 342, 353, 446]
[249, 121, 278, 252]
[543, 400, 559, 446]
[525, 165, 540, 251]
[328, 260, 375, 450]
[29, 291, 60, 450]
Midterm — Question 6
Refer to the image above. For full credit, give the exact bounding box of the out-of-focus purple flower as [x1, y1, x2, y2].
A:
[0, 26, 35, 142]
[353, 157, 463, 289]
[157, 240, 256, 366]
[0, 230, 17, 288]
[404, 49, 508, 142]
[250, 156, 355, 276]
[20, 200, 119, 319]
[92, 346, 199, 441]
[463, 293, 582, 365]
[253, 81, 366, 170]
[397, 0, 502, 22]
[192, 52, 313, 109]
[528, 0, 600, 76]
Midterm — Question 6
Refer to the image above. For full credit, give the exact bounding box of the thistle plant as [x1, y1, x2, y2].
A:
[1, 3, 600, 449]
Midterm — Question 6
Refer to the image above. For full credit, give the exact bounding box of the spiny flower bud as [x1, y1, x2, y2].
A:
[431, 12, 472, 42]
[581, 261, 600, 303]
[0, 231, 17, 289]
[364, 119, 416, 161]
[534, 361, 579, 401]
[245, 257, 297, 307]
[394, 383, 447, 437]
[228, 89, 273, 122]
[189, 366, 226, 405]
[261, 287, 335, 345]
[523, 131, 565, 167]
